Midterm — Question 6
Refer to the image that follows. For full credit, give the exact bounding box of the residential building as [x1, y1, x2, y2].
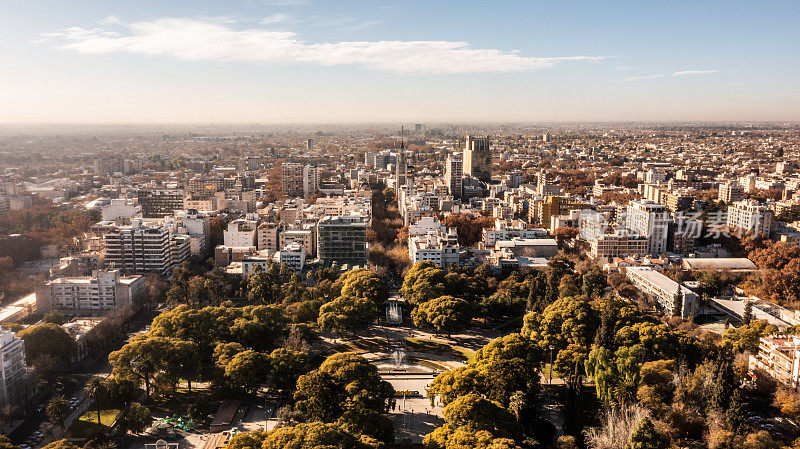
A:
[727, 200, 773, 238]
[589, 233, 648, 261]
[279, 228, 315, 257]
[483, 218, 547, 247]
[257, 223, 280, 253]
[104, 223, 187, 275]
[444, 153, 463, 197]
[749, 335, 800, 392]
[35, 269, 145, 314]
[138, 188, 184, 218]
[101, 198, 140, 221]
[625, 200, 672, 255]
[409, 227, 460, 268]
[463, 135, 491, 182]
[223, 219, 258, 247]
[277, 242, 306, 272]
[719, 180, 745, 203]
[317, 215, 368, 266]
[0, 330, 27, 407]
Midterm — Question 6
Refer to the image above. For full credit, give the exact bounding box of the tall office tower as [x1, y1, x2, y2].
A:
[282, 163, 305, 197]
[137, 188, 185, 218]
[444, 152, 463, 198]
[718, 180, 745, 203]
[317, 215, 368, 266]
[625, 200, 672, 255]
[542, 132, 551, 143]
[396, 142, 408, 189]
[463, 135, 492, 182]
[306, 138, 313, 151]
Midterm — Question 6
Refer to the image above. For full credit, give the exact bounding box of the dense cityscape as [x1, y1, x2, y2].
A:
[0, 122, 797, 449]
[2, 0, 800, 448]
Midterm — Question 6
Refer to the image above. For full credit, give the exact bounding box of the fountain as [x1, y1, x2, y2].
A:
[386, 301, 402, 324]
[392, 349, 407, 368]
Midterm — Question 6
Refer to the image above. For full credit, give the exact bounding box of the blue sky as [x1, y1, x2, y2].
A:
[1, 0, 798, 123]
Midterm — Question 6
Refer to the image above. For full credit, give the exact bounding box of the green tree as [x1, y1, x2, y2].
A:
[726, 389, 747, 433]
[108, 335, 172, 398]
[0, 435, 18, 449]
[400, 261, 447, 305]
[18, 323, 78, 365]
[293, 353, 394, 442]
[423, 394, 519, 449]
[336, 269, 389, 305]
[268, 348, 310, 392]
[86, 376, 105, 425]
[45, 395, 70, 430]
[119, 402, 151, 434]
[318, 294, 378, 336]
[742, 300, 753, 326]
[411, 296, 472, 337]
[224, 350, 270, 393]
[263, 422, 378, 449]
[582, 266, 607, 298]
[625, 416, 665, 449]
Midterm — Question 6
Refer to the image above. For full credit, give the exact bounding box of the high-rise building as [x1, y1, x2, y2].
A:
[306, 138, 313, 151]
[718, 180, 745, 203]
[282, 163, 319, 198]
[104, 223, 189, 275]
[138, 188, 184, 218]
[396, 143, 408, 190]
[444, 153, 463, 198]
[35, 269, 146, 314]
[317, 215, 368, 266]
[223, 219, 258, 247]
[463, 135, 491, 182]
[536, 172, 562, 196]
[625, 200, 672, 255]
[0, 330, 27, 407]
[727, 200, 773, 237]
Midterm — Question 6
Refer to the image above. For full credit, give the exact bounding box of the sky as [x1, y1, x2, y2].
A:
[1, 0, 799, 123]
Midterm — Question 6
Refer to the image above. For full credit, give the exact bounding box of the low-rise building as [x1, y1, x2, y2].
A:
[35, 269, 145, 314]
[749, 335, 800, 392]
[625, 266, 698, 319]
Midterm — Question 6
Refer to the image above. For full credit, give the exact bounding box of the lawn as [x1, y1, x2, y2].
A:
[406, 338, 473, 363]
[78, 408, 121, 426]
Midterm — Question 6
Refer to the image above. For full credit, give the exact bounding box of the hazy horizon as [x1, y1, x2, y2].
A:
[2, 0, 799, 123]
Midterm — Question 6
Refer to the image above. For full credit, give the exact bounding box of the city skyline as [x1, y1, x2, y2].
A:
[1, 0, 799, 123]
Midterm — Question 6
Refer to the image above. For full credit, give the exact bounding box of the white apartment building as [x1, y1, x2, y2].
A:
[482, 218, 547, 247]
[101, 198, 141, 221]
[223, 219, 258, 247]
[750, 335, 800, 392]
[408, 227, 460, 268]
[104, 223, 186, 275]
[626, 266, 698, 319]
[625, 200, 672, 255]
[727, 200, 773, 238]
[277, 242, 306, 272]
[35, 269, 145, 314]
[0, 330, 26, 407]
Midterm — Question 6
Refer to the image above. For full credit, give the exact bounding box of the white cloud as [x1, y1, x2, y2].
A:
[622, 74, 665, 81]
[260, 13, 295, 24]
[672, 70, 718, 76]
[39, 17, 606, 75]
[621, 69, 717, 81]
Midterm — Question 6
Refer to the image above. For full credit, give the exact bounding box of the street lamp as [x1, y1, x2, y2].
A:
[548, 345, 554, 385]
